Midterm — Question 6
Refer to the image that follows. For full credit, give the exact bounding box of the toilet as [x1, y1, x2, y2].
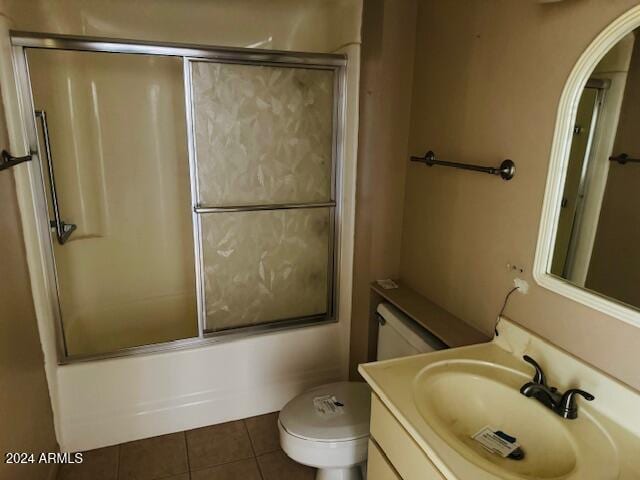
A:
[278, 302, 447, 480]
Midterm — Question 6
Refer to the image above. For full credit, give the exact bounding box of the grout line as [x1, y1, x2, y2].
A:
[244, 418, 266, 480]
[242, 418, 258, 458]
[183, 431, 192, 474]
[255, 454, 266, 480]
[116, 444, 121, 480]
[188, 455, 256, 473]
[186, 457, 264, 480]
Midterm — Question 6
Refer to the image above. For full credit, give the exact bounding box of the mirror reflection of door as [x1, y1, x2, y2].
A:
[550, 30, 640, 311]
[551, 86, 600, 277]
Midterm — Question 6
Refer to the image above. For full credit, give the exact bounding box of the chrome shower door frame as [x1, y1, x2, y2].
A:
[10, 32, 347, 363]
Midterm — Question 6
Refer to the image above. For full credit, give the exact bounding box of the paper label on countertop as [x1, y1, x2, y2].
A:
[313, 395, 344, 417]
[472, 426, 520, 458]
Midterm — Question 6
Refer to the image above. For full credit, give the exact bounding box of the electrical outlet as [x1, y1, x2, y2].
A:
[514, 277, 529, 294]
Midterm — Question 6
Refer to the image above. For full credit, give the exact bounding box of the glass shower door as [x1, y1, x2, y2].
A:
[188, 60, 339, 333]
[14, 32, 346, 362]
[26, 49, 198, 357]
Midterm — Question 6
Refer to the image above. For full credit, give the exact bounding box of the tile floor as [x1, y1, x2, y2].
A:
[57, 412, 315, 480]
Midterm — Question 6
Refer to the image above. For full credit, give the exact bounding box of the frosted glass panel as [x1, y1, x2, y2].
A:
[192, 61, 334, 206]
[201, 208, 330, 331]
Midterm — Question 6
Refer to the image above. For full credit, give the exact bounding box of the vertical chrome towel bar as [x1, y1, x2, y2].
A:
[35, 110, 77, 244]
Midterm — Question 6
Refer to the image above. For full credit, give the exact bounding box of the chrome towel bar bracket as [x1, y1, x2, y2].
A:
[0, 150, 32, 171]
[410, 150, 516, 181]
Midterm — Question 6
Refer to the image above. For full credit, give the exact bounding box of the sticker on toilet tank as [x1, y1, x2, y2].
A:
[312, 395, 345, 417]
[472, 426, 520, 457]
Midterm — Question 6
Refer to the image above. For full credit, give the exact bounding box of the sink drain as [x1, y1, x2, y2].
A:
[508, 447, 525, 461]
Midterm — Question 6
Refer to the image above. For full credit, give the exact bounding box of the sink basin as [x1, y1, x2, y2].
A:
[412, 360, 618, 480]
[360, 319, 640, 480]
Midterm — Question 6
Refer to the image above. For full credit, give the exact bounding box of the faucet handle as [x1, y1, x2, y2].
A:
[558, 389, 595, 419]
[523, 355, 547, 386]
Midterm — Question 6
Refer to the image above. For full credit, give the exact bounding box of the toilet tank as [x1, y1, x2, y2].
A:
[376, 302, 447, 361]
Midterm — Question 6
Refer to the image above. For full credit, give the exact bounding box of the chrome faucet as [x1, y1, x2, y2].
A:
[519, 355, 594, 420]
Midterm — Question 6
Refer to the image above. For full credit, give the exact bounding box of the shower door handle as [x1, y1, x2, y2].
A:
[35, 110, 77, 245]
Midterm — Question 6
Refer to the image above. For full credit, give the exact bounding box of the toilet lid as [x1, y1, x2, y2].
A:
[279, 381, 371, 442]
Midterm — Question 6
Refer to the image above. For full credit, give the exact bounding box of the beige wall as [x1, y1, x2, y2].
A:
[400, 0, 640, 390]
[349, 0, 417, 378]
[0, 99, 57, 477]
[587, 34, 640, 308]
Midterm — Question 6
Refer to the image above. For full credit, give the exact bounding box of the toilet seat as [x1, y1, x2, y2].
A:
[279, 381, 371, 442]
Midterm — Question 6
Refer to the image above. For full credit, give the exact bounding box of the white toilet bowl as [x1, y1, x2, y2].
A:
[278, 303, 447, 480]
[278, 382, 370, 480]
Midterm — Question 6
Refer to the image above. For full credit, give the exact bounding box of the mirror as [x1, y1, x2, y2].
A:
[548, 30, 640, 312]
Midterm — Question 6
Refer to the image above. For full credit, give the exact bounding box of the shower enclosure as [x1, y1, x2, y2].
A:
[12, 32, 346, 362]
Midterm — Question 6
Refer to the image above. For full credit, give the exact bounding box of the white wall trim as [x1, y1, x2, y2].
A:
[533, 4, 640, 329]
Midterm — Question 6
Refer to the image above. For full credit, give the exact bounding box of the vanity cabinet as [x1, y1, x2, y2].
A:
[368, 394, 446, 480]
[367, 440, 402, 480]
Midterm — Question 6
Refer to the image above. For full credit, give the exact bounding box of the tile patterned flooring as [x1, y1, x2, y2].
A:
[57, 412, 315, 480]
